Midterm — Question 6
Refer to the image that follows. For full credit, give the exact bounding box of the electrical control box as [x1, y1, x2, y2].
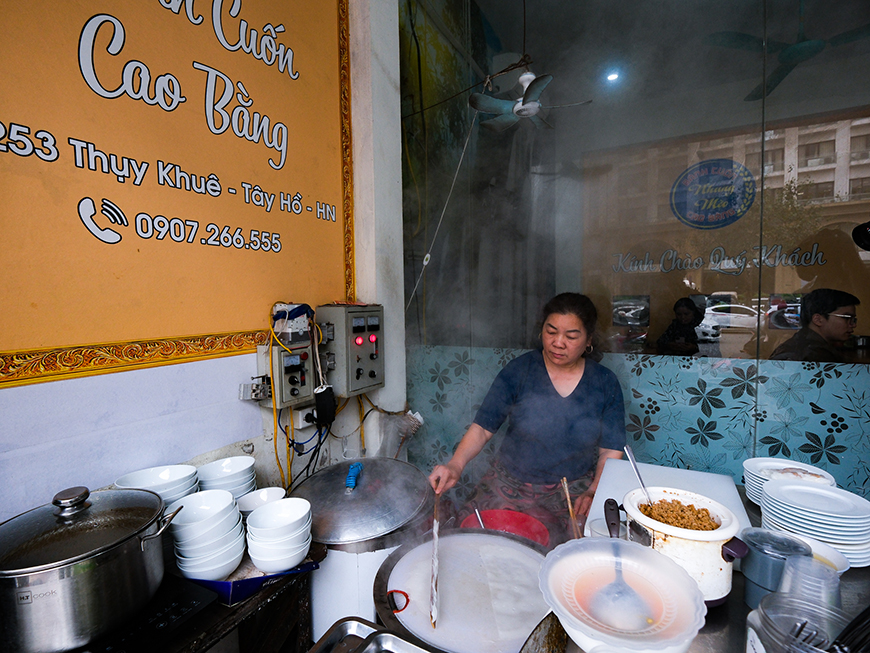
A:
[256, 342, 315, 410]
[316, 304, 384, 398]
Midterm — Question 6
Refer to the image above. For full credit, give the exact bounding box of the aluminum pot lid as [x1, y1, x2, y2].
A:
[0, 486, 164, 575]
[741, 527, 811, 560]
[290, 458, 432, 545]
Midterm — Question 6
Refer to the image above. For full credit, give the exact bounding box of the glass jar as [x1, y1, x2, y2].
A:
[746, 593, 850, 653]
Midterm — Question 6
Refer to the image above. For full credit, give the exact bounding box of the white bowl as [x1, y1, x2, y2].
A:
[247, 514, 311, 544]
[200, 470, 256, 490]
[247, 533, 311, 557]
[176, 516, 244, 558]
[249, 539, 311, 574]
[159, 481, 199, 504]
[247, 526, 311, 550]
[246, 498, 311, 539]
[174, 511, 241, 548]
[197, 456, 256, 484]
[176, 528, 246, 567]
[787, 533, 850, 576]
[177, 547, 245, 582]
[168, 490, 236, 538]
[225, 478, 258, 500]
[115, 465, 197, 492]
[237, 487, 286, 514]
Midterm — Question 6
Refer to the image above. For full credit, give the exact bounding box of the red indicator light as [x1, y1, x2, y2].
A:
[355, 336, 364, 346]
[369, 334, 377, 343]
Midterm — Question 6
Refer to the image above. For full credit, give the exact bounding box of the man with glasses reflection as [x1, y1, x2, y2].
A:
[771, 289, 860, 363]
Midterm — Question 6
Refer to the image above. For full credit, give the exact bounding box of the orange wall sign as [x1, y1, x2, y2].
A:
[0, 0, 352, 384]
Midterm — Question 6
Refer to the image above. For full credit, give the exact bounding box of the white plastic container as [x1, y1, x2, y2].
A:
[539, 538, 706, 653]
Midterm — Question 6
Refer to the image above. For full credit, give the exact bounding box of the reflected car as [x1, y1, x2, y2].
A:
[704, 304, 762, 331]
[613, 304, 650, 327]
[695, 317, 721, 342]
[767, 304, 801, 330]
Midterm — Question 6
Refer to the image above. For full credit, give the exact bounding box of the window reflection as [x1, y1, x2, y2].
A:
[399, 0, 870, 365]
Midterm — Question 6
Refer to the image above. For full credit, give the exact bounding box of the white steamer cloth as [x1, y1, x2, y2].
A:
[388, 532, 549, 653]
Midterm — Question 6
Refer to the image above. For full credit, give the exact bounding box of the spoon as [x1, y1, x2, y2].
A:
[624, 444, 653, 507]
[587, 499, 654, 632]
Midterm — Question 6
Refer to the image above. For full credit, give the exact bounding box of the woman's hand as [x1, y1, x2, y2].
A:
[429, 462, 462, 495]
[574, 489, 596, 518]
[428, 424, 494, 495]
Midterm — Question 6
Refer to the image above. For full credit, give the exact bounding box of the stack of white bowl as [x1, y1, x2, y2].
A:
[115, 464, 199, 504]
[237, 487, 286, 521]
[246, 498, 312, 573]
[168, 489, 245, 581]
[198, 456, 257, 499]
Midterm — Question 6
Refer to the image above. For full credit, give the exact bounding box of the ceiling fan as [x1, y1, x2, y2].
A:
[708, 0, 870, 101]
[469, 69, 591, 133]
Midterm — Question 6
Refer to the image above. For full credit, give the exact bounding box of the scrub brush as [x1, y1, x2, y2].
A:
[394, 410, 424, 459]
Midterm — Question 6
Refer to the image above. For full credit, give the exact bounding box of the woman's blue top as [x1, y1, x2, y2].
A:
[473, 350, 626, 484]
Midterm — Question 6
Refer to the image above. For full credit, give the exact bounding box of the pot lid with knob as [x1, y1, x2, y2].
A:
[290, 458, 433, 547]
[0, 486, 165, 576]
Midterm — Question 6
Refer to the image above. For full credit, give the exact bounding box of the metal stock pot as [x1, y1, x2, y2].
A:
[0, 486, 179, 653]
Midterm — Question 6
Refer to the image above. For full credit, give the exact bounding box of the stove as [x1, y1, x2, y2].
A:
[75, 574, 218, 653]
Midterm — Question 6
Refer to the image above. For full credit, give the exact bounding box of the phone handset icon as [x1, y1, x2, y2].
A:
[77, 197, 127, 244]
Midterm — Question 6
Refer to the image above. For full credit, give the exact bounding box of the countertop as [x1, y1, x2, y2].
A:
[568, 490, 870, 653]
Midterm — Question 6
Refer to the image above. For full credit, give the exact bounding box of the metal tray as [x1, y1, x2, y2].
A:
[356, 632, 433, 653]
[308, 617, 380, 653]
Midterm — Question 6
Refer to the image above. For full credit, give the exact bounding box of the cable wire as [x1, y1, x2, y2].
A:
[405, 110, 479, 313]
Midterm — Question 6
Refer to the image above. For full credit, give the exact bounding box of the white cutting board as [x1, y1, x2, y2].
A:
[586, 458, 751, 536]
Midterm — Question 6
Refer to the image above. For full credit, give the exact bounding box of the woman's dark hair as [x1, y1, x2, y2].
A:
[539, 293, 598, 334]
[673, 297, 704, 327]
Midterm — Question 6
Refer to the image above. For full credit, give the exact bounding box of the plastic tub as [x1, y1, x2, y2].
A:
[459, 509, 550, 546]
[540, 538, 706, 652]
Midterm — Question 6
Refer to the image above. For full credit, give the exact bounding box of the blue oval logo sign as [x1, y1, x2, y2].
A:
[670, 158, 756, 230]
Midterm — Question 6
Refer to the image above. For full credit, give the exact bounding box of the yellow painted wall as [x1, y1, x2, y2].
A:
[0, 0, 347, 352]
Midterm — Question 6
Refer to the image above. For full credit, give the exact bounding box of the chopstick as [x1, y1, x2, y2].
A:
[561, 477, 582, 539]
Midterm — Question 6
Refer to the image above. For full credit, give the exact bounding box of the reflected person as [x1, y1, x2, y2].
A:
[656, 297, 702, 356]
[428, 293, 626, 548]
[770, 288, 860, 363]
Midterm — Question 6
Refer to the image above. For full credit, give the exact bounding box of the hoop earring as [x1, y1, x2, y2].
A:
[585, 344, 593, 354]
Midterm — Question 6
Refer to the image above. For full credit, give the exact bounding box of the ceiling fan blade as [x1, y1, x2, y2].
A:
[523, 74, 553, 104]
[778, 39, 826, 65]
[829, 22, 870, 47]
[479, 113, 521, 132]
[528, 114, 553, 130]
[707, 31, 787, 53]
[744, 63, 798, 101]
[469, 93, 516, 115]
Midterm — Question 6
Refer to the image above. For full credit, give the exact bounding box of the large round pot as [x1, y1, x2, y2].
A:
[0, 486, 179, 653]
[374, 528, 550, 653]
[622, 487, 748, 605]
[290, 458, 434, 641]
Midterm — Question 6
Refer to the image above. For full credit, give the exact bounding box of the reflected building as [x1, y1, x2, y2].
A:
[578, 116, 870, 358]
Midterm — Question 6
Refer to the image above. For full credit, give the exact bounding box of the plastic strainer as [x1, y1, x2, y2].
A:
[539, 538, 707, 653]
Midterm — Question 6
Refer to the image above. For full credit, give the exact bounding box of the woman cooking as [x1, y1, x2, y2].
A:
[428, 293, 626, 547]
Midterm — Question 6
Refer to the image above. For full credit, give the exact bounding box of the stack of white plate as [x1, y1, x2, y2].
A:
[198, 456, 257, 499]
[115, 464, 199, 504]
[761, 479, 870, 568]
[168, 489, 245, 581]
[237, 487, 286, 520]
[743, 458, 835, 505]
[246, 498, 312, 573]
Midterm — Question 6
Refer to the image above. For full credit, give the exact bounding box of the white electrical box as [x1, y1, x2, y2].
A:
[316, 304, 384, 398]
[256, 341, 316, 410]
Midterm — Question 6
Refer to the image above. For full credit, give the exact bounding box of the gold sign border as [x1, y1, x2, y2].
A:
[1, 0, 354, 388]
[0, 331, 270, 388]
